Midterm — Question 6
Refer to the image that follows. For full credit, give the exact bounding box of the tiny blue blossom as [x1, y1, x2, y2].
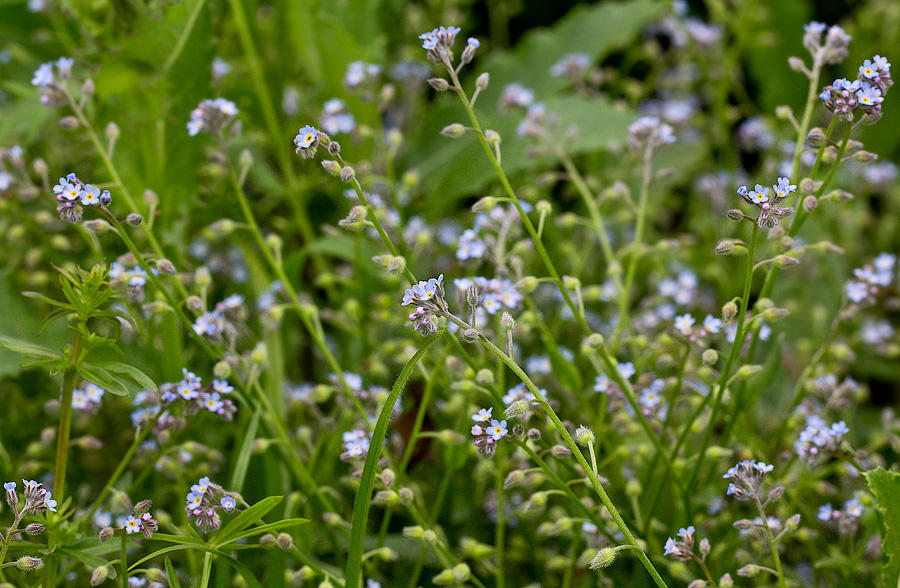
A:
[221, 496, 236, 512]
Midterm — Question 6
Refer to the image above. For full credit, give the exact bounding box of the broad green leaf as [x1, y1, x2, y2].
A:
[212, 496, 283, 548]
[865, 467, 900, 588]
[95, 361, 158, 392]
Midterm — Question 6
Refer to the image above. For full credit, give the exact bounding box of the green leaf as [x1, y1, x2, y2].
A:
[212, 496, 283, 548]
[150, 533, 206, 546]
[75, 363, 132, 397]
[344, 329, 445, 588]
[865, 467, 900, 588]
[95, 361, 158, 392]
[221, 518, 310, 545]
[229, 408, 262, 492]
[21, 290, 73, 309]
[165, 558, 183, 588]
[0, 335, 62, 359]
[58, 546, 109, 570]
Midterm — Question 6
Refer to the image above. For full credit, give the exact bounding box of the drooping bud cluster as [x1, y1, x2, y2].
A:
[845, 253, 895, 304]
[735, 178, 796, 228]
[819, 56, 892, 123]
[341, 429, 373, 460]
[185, 477, 241, 533]
[723, 459, 774, 501]
[802, 22, 852, 65]
[52, 172, 111, 223]
[4, 479, 57, 515]
[187, 98, 239, 137]
[470, 407, 507, 458]
[401, 274, 448, 336]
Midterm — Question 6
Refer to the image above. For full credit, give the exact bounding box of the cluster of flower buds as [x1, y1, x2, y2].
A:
[341, 429, 372, 460]
[402, 274, 449, 336]
[817, 498, 864, 535]
[31, 57, 81, 107]
[723, 459, 776, 501]
[802, 22, 852, 65]
[734, 177, 796, 228]
[470, 408, 508, 458]
[794, 414, 849, 461]
[845, 253, 895, 304]
[99, 500, 159, 540]
[185, 478, 241, 533]
[52, 172, 111, 223]
[819, 56, 892, 123]
[627, 116, 676, 154]
[663, 525, 710, 565]
[187, 98, 239, 137]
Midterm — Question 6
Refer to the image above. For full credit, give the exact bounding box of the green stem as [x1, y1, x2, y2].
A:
[120, 533, 128, 588]
[789, 56, 822, 186]
[476, 335, 668, 588]
[199, 552, 214, 588]
[756, 497, 787, 588]
[614, 147, 653, 348]
[685, 222, 760, 507]
[494, 444, 505, 588]
[54, 330, 83, 502]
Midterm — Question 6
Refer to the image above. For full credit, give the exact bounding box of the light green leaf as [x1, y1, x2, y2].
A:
[212, 496, 283, 548]
[865, 467, 900, 588]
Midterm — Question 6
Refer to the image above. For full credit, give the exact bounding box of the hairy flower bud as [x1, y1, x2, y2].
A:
[715, 240, 736, 255]
[550, 445, 572, 458]
[504, 470, 525, 489]
[803, 195, 818, 212]
[125, 213, 143, 225]
[702, 349, 719, 366]
[725, 209, 745, 222]
[787, 56, 806, 72]
[99, 527, 115, 542]
[441, 124, 466, 138]
[476, 72, 490, 90]
[774, 255, 799, 268]
[589, 548, 617, 569]
[16, 556, 43, 570]
[339, 166, 356, 183]
[722, 302, 738, 324]
[25, 523, 44, 536]
[276, 533, 293, 550]
[806, 127, 826, 146]
[485, 130, 500, 146]
[321, 160, 341, 175]
[259, 533, 277, 549]
[157, 259, 177, 275]
[475, 369, 494, 386]
[574, 425, 595, 446]
[505, 400, 530, 419]
[427, 77, 450, 91]
[500, 311, 515, 332]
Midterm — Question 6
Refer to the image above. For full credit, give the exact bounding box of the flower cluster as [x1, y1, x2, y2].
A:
[845, 253, 895, 304]
[52, 172, 110, 223]
[794, 415, 849, 460]
[187, 98, 239, 137]
[500, 83, 535, 110]
[819, 56, 891, 122]
[502, 382, 549, 407]
[453, 277, 522, 316]
[72, 381, 105, 411]
[344, 61, 381, 89]
[31, 57, 74, 107]
[402, 274, 448, 335]
[735, 177, 796, 228]
[419, 26, 462, 63]
[549, 53, 591, 80]
[109, 261, 152, 294]
[456, 229, 485, 261]
[320, 99, 356, 136]
[293, 124, 322, 158]
[673, 313, 723, 338]
[341, 429, 372, 459]
[131, 368, 237, 434]
[627, 116, 676, 153]
[185, 478, 240, 532]
[663, 525, 710, 564]
[723, 459, 774, 501]
[817, 498, 865, 535]
[100, 500, 159, 539]
[192, 294, 245, 340]
[470, 407, 507, 458]
[4, 479, 57, 514]
[593, 361, 635, 394]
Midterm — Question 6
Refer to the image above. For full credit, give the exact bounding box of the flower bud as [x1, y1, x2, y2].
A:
[99, 527, 115, 541]
[574, 425, 595, 446]
[505, 400, 530, 419]
[589, 548, 617, 569]
[550, 445, 572, 458]
[471, 196, 496, 212]
[105, 122, 121, 140]
[516, 276, 538, 293]
[339, 166, 356, 182]
[702, 349, 719, 366]
[826, 189, 854, 202]
[276, 533, 293, 550]
[25, 523, 44, 536]
[504, 470, 525, 489]
[737, 564, 760, 577]
[239, 149, 253, 169]
[441, 124, 466, 138]
[476, 72, 490, 90]
[157, 259, 177, 275]
[421, 529, 438, 544]
[787, 56, 806, 72]
[83, 219, 112, 233]
[527, 428, 541, 440]
[500, 311, 515, 331]
[427, 77, 450, 91]
[768, 485, 785, 502]
[720, 573, 734, 588]
[688, 581, 707, 588]
[125, 213, 143, 225]
[785, 513, 801, 531]
[485, 130, 500, 145]
[585, 333, 605, 349]
[715, 240, 736, 255]
[722, 301, 738, 323]
[475, 369, 494, 385]
[725, 209, 745, 222]
[259, 533, 277, 549]
[737, 365, 763, 379]
[16, 556, 43, 570]
[90, 565, 111, 585]
[372, 490, 400, 507]
[774, 255, 799, 267]
[806, 127, 826, 146]
[462, 329, 479, 343]
[402, 525, 424, 540]
[59, 116, 80, 129]
[398, 487, 414, 503]
[321, 160, 341, 175]
[386, 255, 406, 274]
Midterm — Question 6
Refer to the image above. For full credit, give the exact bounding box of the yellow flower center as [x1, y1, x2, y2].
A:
[305, 134, 313, 143]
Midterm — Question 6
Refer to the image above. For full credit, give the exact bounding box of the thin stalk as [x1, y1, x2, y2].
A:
[755, 497, 787, 588]
[53, 330, 82, 502]
[685, 222, 760, 507]
[494, 445, 505, 588]
[614, 146, 653, 348]
[120, 533, 128, 588]
[789, 56, 823, 186]
[199, 552, 214, 588]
